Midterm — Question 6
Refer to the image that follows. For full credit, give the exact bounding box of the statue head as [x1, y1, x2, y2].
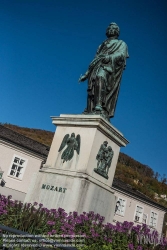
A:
[103, 141, 108, 146]
[106, 22, 120, 38]
[108, 146, 112, 151]
[71, 133, 75, 137]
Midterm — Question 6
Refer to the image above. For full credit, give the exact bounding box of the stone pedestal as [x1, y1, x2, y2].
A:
[25, 114, 128, 223]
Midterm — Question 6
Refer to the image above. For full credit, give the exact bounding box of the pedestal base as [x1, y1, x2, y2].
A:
[25, 170, 116, 223]
[25, 114, 128, 223]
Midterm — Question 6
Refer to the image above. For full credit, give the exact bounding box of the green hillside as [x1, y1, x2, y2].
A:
[3, 123, 54, 146]
[116, 154, 167, 207]
[3, 123, 167, 209]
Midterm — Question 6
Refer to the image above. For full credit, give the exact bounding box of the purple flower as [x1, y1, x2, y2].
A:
[52, 229, 57, 234]
[27, 203, 32, 207]
[137, 246, 142, 250]
[73, 211, 78, 217]
[128, 243, 134, 250]
[58, 207, 65, 212]
[45, 208, 50, 214]
[1, 195, 166, 249]
[92, 232, 99, 238]
[47, 221, 55, 226]
[50, 208, 57, 213]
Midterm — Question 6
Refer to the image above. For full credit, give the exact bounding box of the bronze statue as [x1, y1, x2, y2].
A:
[79, 22, 129, 121]
[94, 141, 114, 179]
[106, 146, 114, 175]
[58, 133, 80, 163]
[96, 141, 108, 170]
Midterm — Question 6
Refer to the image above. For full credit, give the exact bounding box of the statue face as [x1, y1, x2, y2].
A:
[106, 24, 119, 38]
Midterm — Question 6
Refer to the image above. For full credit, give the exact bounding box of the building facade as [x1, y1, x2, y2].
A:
[0, 125, 48, 201]
[112, 179, 166, 234]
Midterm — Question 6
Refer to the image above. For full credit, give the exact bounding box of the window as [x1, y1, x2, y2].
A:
[149, 211, 158, 228]
[134, 205, 144, 223]
[142, 213, 148, 224]
[8, 155, 27, 180]
[115, 197, 126, 216]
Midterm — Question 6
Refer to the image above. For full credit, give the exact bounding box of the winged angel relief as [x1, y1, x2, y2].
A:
[58, 133, 81, 163]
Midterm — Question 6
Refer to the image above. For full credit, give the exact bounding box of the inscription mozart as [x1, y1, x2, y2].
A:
[41, 184, 67, 193]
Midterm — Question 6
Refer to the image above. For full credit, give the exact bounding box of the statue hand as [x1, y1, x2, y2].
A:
[78, 73, 88, 82]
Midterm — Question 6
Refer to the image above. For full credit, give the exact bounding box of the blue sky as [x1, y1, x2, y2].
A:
[0, 0, 167, 176]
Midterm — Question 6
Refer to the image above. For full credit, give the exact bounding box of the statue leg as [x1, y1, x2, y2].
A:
[87, 88, 93, 113]
[83, 78, 94, 114]
[83, 91, 90, 114]
[94, 75, 105, 111]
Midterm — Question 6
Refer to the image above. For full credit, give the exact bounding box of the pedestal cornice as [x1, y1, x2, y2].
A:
[51, 114, 129, 147]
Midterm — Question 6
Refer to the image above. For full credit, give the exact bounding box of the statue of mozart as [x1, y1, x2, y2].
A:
[79, 22, 129, 121]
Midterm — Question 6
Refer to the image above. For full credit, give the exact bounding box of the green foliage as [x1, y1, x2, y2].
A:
[0, 199, 51, 234]
[1, 195, 167, 250]
[115, 154, 167, 208]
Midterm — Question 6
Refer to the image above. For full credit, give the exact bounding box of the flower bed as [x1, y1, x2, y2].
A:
[0, 194, 167, 249]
